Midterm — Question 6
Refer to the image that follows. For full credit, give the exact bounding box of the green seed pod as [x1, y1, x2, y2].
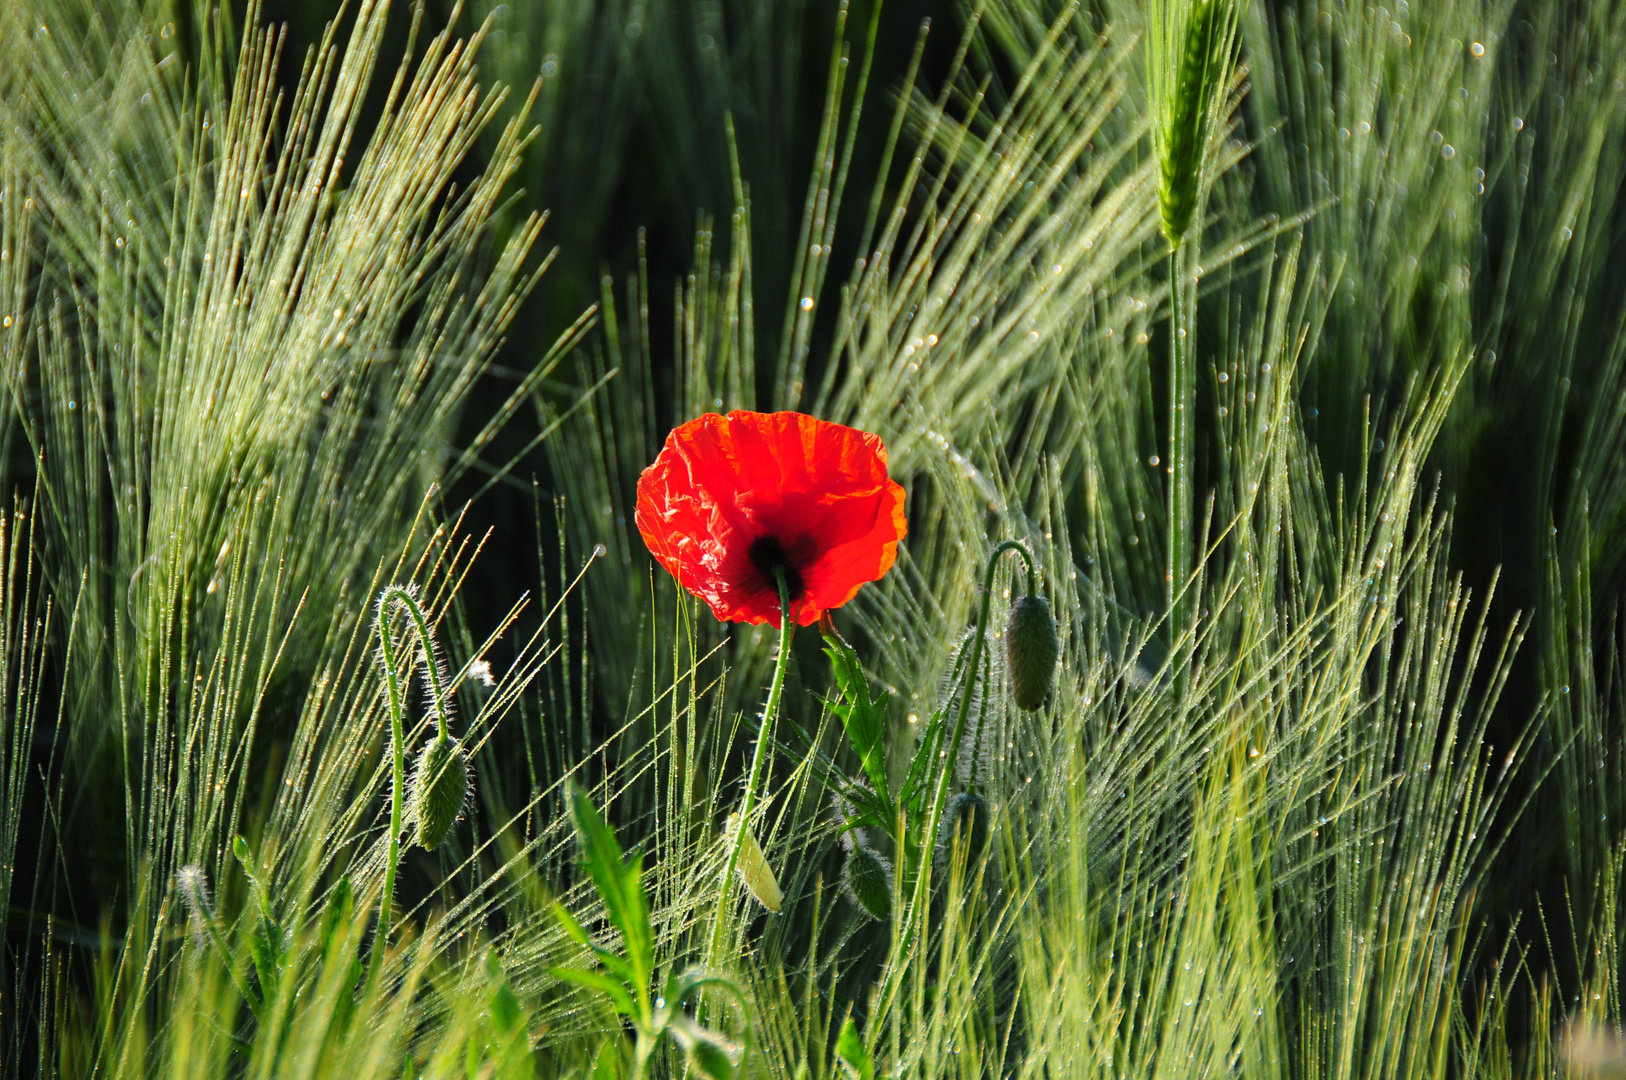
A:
[842, 843, 892, 920]
[1005, 593, 1058, 710]
[409, 736, 471, 850]
[937, 791, 990, 864]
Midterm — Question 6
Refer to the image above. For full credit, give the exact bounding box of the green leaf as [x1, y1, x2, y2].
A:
[318, 875, 354, 956]
[563, 781, 654, 988]
[588, 945, 639, 989]
[248, 911, 285, 1008]
[830, 777, 890, 824]
[835, 1018, 874, 1080]
[590, 1039, 622, 1080]
[549, 966, 637, 1017]
[823, 641, 890, 799]
[486, 950, 524, 1036]
[484, 951, 537, 1080]
[898, 706, 950, 810]
[553, 902, 591, 946]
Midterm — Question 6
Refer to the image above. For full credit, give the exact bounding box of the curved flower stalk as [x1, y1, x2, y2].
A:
[934, 541, 1039, 818]
[370, 584, 472, 971]
[811, 540, 1053, 923]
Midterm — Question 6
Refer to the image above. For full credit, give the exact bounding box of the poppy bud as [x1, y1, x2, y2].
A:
[842, 843, 892, 920]
[1005, 593, 1058, 710]
[409, 736, 471, 850]
[937, 791, 990, 863]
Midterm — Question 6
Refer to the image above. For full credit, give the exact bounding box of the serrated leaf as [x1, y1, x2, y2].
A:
[836, 1018, 874, 1080]
[899, 707, 949, 809]
[824, 642, 890, 798]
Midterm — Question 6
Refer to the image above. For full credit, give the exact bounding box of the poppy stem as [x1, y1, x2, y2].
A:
[370, 598, 409, 981]
[936, 541, 1033, 815]
[710, 569, 795, 963]
[367, 586, 452, 982]
[383, 585, 453, 747]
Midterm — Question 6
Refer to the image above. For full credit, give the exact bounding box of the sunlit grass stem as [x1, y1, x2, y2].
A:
[1168, 242, 1194, 642]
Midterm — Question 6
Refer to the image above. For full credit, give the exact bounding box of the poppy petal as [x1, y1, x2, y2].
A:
[635, 411, 907, 628]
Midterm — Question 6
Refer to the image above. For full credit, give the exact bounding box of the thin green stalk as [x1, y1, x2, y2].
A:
[382, 585, 453, 746]
[370, 603, 409, 979]
[1167, 241, 1194, 646]
[885, 540, 1033, 994]
[709, 569, 795, 962]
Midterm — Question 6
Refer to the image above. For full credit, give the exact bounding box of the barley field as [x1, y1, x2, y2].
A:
[0, 0, 1622, 1077]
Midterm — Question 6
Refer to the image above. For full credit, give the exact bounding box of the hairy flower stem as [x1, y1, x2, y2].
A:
[1167, 242, 1195, 661]
[381, 585, 453, 745]
[370, 613, 408, 981]
[709, 569, 795, 962]
[935, 541, 1034, 816]
[368, 585, 450, 977]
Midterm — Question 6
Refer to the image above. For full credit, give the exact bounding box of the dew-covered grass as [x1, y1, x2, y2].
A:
[0, 0, 1622, 1076]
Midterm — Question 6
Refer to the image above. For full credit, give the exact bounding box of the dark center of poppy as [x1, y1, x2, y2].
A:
[748, 534, 806, 602]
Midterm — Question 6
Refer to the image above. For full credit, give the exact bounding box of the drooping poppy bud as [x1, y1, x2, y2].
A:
[842, 843, 892, 920]
[410, 736, 471, 850]
[937, 791, 990, 863]
[1005, 593, 1058, 710]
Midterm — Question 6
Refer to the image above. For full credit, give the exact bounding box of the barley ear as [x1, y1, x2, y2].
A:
[1152, 0, 1237, 249]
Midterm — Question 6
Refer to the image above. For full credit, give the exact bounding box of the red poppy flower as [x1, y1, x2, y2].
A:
[635, 411, 907, 628]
